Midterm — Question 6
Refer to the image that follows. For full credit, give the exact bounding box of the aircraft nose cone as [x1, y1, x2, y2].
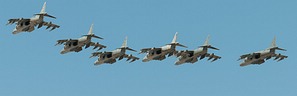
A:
[94, 60, 99, 64]
[175, 61, 182, 65]
[94, 60, 102, 65]
[12, 29, 19, 34]
[60, 50, 67, 54]
[142, 56, 149, 62]
[142, 59, 149, 62]
[240, 62, 249, 67]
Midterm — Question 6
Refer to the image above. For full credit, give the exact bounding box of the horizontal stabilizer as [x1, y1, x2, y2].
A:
[270, 47, 287, 51]
[34, 13, 56, 19]
[200, 45, 219, 50]
[82, 34, 103, 39]
[166, 43, 188, 48]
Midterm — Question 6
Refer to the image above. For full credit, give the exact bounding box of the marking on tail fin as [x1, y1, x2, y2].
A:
[40, 2, 47, 14]
[171, 32, 178, 43]
[203, 35, 210, 46]
[121, 36, 128, 48]
[88, 24, 94, 35]
[270, 36, 277, 48]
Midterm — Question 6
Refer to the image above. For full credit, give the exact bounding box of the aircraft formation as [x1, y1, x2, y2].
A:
[5, 2, 288, 67]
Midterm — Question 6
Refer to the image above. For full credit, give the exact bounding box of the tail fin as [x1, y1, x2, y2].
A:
[270, 36, 277, 48]
[118, 36, 137, 52]
[166, 32, 187, 48]
[171, 32, 178, 43]
[35, 2, 56, 19]
[88, 24, 94, 35]
[82, 24, 103, 39]
[200, 35, 219, 50]
[40, 2, 47, 14]
[268, 36, 286, 51]
[121, 36, 128, 48]
[203, 35, 210, 46]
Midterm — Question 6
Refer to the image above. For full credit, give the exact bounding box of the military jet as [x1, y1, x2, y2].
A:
[238, 37, 288, 67]
[55, 24, 106, 54]
[140, 32, 187, 62]
[175, 35, 221, 65]
[7, 2, 59, 34]
[90, 37, 139, 65]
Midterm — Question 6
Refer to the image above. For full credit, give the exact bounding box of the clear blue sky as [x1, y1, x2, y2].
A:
[1, 0, 297, 96]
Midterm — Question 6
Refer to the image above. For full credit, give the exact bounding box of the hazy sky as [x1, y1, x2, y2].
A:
[1, 0, 296, 96]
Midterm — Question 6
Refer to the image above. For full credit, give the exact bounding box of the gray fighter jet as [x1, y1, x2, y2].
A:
[174, 35, 221, 65]
[140, 32, 187, 62]
[55, 24, 106, 54]
[90, 37, 139, 65]
[7, 2, 59, 34]
[238, 37, 288, 67]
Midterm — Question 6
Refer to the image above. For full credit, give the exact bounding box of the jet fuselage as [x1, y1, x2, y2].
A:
[142, 45, 175, 62]
[13, 16, 44, 34]
[175, 48, 208, 65]
[240, 49, 274, 66]
[60, 36, 91, 54]
[94, 49, 126, 65]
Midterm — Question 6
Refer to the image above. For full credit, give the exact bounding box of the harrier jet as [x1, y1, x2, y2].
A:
[7, 2, 59, 34]
[140, 32, 187, 62]
[90, 37, 139, 65]
[175, 36, 221, 65]
[238, 37, 288, 67]
[55, 24, 106, 54]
